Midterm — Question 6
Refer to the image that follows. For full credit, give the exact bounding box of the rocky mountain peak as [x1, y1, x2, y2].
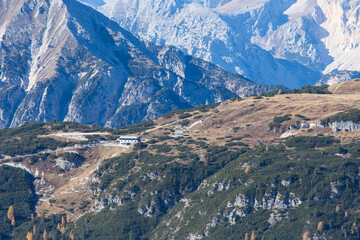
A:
[0, 0, 281, 129]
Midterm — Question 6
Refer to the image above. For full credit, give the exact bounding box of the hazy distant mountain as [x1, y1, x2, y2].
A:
[0, 0, 280, 129]
[80, 0, 360, 87]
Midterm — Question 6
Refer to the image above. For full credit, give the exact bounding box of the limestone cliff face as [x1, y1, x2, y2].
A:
[0, 0, 281, 129]
[328, 121, 360, 132]
[81, 0, 360, 87]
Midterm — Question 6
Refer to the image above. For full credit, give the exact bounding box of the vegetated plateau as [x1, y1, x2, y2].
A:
[1, 80, 360, 239]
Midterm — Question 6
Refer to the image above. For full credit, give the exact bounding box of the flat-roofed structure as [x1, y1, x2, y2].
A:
[118, 136, 140, 146]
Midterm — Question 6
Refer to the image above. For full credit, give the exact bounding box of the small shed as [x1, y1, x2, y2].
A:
[118, 136, 140, 146]
[175, 130, 183, 137]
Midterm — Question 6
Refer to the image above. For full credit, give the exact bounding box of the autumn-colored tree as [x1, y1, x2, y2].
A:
[302, 231, 310, 240]
[57, 223, 61, 230]
[66, 138, 70, 143]
[351, 222, 358, 234]
[265, 145, 269, 151]
[244, 232, 249, 240]
[31, 213, 34, 220]
[67, 214, 71, 223]
[33, 225, 37, 235]
[250, 230, 256, 240]
[43, 229, 48, 240]
[345, 211, 348, 217]
[245, 167, 251, 174]
[11, 216, 16, 226]
[278, 89, 282, 95]
[62, 216, 66, 225]
[56, 149, 61, 156]
[336, 205, 340, 213]
[70, 230, 75, 240]
[26, 232, 33, 240]
[60, 225, 67, 234]
[317, 221, 324, 232]
[7, 205, 14, 220]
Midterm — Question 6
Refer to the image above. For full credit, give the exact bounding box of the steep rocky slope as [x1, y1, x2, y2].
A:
[2, 81, 360, 239]
[81, 0, 360, 87]
[0, 0, 280, 129]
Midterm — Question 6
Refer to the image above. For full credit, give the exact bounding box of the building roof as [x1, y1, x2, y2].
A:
[119, 136, 140, 140]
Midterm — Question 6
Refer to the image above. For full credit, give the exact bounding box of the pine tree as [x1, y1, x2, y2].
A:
[7, 205, 14, 221]
[250, 230, 256, 240]
[26, 232, 33, 240]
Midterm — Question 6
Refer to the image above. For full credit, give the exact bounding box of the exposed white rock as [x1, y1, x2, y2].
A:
[80, 0, 360, 88]
[0, 0, 279, 129]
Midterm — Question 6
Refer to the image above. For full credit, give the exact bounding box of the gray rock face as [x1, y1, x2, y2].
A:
[80, 0, 360, 88]
[0, 0, 282, 129]
[327, 121, 360, 132]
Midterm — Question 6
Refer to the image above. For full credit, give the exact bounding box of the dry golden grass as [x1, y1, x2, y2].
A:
[151, 81, 360, 146]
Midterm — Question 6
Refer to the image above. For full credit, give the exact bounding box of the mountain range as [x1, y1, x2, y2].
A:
[80, 0, 360, 88]
[0, 0, 280, 129]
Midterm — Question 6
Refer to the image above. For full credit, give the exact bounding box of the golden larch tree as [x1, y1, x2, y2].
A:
[250, 230, 256, 240]
[60, 225, 67, 234]
[43, 229, 47, 240]
[244, 232, 249, 240]
[11, 216, 16, 226]
[33, 225, 37, 235]
[67, 214, 71, 223]
[302, 231, 309, 240]
[317, 221, 324, 232]
[26, 232, 33, 240]
[336, 205, 340, 213]
[7, 205, 14, 220]
[70, 230, 75, 240]
[245, 167, 251, 174]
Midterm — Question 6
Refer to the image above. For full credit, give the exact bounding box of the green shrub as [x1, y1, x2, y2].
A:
[321, 109, 360, 126]
[180, 120, 190, 126]
[268, 114, 292, 130]
[285, 136, 337, 149]
[178, 113, 192, 119]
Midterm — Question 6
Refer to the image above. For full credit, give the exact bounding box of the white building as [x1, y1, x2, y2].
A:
[118, 136, 140, 146]
[175, 130, 183, 137]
